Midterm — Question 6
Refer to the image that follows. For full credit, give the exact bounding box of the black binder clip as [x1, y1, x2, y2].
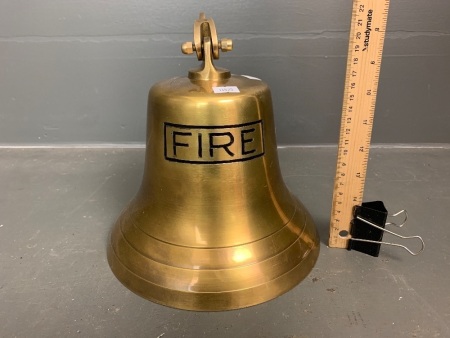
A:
[345, 201, 424, 257]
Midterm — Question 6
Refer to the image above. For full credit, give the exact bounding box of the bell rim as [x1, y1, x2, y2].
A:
[107, 208, 320, 311]
[107, 238, 319, 311]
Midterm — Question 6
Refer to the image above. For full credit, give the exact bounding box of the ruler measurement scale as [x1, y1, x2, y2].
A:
[329, 0, 390, 248]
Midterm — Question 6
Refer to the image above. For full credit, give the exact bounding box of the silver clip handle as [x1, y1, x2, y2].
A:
[386, 209, 408, 227]
[353, 216, 425, 256]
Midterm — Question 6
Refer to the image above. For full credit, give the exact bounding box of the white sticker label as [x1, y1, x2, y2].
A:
[242, 75, 262, 81]
[212, 86, 240, 94]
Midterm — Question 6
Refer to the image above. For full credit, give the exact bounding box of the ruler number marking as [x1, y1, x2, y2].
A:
[329, 0, 390, 248]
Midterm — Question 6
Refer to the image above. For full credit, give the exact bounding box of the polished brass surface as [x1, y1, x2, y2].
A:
[107, 13, 320, 311]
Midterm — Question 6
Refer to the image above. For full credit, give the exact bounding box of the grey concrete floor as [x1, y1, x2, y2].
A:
[0, 146, 449, 337]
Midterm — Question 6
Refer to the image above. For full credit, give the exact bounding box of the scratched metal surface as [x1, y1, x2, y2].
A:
[0, 147, 449, 337]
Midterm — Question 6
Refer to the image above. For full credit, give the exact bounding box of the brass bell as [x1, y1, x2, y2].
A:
[107, 13, 320, 311]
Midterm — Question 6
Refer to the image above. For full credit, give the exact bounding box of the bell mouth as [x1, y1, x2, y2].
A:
[107, 199, 319, 311]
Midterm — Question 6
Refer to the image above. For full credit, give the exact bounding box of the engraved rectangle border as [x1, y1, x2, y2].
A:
[164, 120, 265, 164]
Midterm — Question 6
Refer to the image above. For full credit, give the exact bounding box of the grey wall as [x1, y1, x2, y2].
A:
[1, 0, 449, 145]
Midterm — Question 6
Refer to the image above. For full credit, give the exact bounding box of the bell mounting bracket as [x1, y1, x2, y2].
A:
[181, 13, 232, 81]
[181, 12, 232, 61]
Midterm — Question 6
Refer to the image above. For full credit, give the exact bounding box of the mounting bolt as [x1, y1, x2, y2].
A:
[181, 42, 195, 54]
[219, 38, 233, 52]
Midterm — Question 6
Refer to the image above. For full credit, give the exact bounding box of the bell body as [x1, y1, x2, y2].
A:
[107, 73, 320, 311]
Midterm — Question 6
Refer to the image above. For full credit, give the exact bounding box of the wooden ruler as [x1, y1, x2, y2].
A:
[329, 0, 390, 248]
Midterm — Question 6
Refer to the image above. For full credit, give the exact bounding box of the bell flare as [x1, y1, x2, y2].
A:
[107, 195, 319, 311]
